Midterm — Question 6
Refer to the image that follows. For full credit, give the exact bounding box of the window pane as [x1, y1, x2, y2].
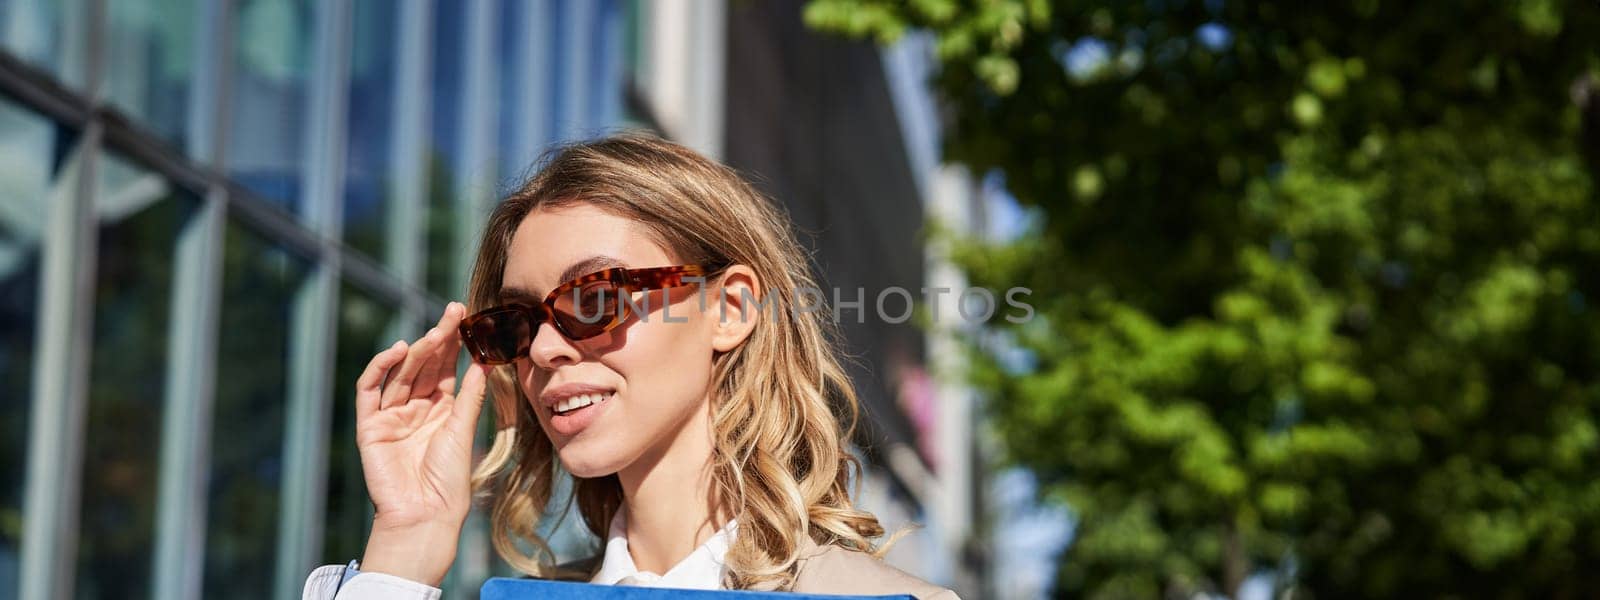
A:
[0, 95, 73, 596]
[103, 0, 198, 148]
[424, 150, 457, 299]
[342, 0, 398, 259]
[320, 283, 395, 563]
[204, 220, 307, 598]
[425, 0, 463, 299]
[495, 0, 526, 177]
[0, 0, 88, 88]
[590, 0, 624, 129]
[225, 0, 313, 213]
[74, 155, 195, 599]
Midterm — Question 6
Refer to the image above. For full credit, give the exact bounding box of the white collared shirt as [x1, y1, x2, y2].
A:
[301, 509, 737, 599]
[591, 508, 736, 590]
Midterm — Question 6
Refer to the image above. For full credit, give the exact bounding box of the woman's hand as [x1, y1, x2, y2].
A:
[352, 302, 490, 586]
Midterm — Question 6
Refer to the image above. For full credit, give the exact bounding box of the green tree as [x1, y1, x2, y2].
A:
[807, 1, 1600, 597]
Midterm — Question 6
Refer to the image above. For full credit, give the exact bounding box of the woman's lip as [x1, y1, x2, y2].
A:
[548, 393, 611, 436]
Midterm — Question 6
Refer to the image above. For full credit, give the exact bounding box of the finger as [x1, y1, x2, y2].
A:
[403, 326, 448, 406]
[430, 340, 462, 400]
[380, 326, 440, 410]
[450, 362, 492, 434]
[356, 340, 408, 420]
[429, 303, 467, 396]
[406, 326, 449, 404]
[412, 302, 465, 401]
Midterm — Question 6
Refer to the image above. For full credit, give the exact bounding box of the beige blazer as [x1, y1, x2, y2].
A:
[547, 539, 960, 599]
[786, 542, 960, 599]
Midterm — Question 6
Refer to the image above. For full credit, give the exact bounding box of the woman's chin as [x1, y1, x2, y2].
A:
[557, 446, 627, 478]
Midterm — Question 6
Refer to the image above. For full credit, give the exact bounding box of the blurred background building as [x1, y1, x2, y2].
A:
[0, 0, 1022, 599]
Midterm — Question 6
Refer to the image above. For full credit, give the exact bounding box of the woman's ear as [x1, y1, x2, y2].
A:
[709, 265, 761, 352]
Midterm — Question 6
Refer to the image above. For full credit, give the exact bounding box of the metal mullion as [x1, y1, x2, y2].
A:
[18, 117, 101, 600]
[59, 0, 92, 92]
[220, 185, 444, 310]
[151, 0, 234, 598]
[0, 64, 217, 195]
[99, 110, 213, 192]
[558, 0, 591, 140]
[182, 0, 232, 168]
[344, 244, 441, 316]
[223, 182, 325, 262]
[278, 255, 341, 598]
[1, 49, 216, 195]
[446, 0, 501, 594]
[275, 1, 354, 598]
[151, 184, 228, 600]
[594, 0, 625, 128]
[452, 0, 498, 299]
[509, 0, 551, 172]
[0, 51, 91, 126]
[19, 0, 104, 597]
[384, 0, 435, 341]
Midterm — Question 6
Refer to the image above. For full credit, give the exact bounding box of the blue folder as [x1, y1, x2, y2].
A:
[481, 577, 915, 600]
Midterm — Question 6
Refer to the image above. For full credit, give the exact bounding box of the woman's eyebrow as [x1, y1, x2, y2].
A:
[497, 286, 538, 303]
[556, 255, 627, 284]
[498, 255, 628, 301]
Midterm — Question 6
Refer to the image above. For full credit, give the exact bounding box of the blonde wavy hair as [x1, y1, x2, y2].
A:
[464, 133, 894, 590]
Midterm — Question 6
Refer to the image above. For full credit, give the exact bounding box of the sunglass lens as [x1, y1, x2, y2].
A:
[466, 308, 531, 363]
[552, 281, 621, 339]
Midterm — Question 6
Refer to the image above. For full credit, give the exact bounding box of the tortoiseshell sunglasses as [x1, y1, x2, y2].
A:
[459, 264, 716, 364]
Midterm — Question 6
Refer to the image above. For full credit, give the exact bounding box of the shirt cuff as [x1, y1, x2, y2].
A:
[302, 564, 443, 600]
[303, 564, 345, 600]
[335, 572, 443, 600]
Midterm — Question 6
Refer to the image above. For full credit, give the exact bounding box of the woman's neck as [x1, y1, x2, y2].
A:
[616, 403, 727, 575]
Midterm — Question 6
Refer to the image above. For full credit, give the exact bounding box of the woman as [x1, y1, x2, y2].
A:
[302, 134, 958, 599]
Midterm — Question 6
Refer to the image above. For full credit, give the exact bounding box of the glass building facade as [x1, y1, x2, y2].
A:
[1, 1, 642, 598]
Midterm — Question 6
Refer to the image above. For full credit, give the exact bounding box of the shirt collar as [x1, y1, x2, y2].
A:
[590, 507, 736, 590]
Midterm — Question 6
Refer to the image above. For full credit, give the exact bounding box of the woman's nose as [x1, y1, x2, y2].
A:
[528, 321, 579, 369]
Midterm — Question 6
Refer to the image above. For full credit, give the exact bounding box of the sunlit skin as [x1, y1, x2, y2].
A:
[352, 203, 762, 585]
